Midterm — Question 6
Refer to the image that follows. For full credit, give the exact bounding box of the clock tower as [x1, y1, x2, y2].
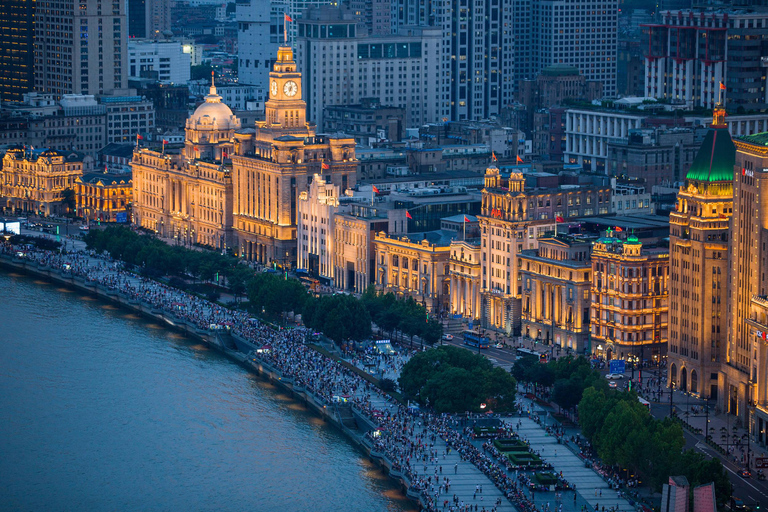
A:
[263, 46, 307, 130]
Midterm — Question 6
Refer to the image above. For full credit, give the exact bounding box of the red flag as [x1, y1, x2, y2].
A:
[615, 226, 623, 232]
[284, 13, 293, 22]
[720, 82, 726, 90]
[372, 185, 380, 194]
[163, 139, 169, 144]
[136, 134, 143, 140]
[491, 151, 497, 162]
[321, 161, 330, 170]
[405, 210, 412, 220]
[555, 216, 565, 223]
[464, 215, 470, 222]
[516, 155, 524, 164]
[193, 146, 199, 151]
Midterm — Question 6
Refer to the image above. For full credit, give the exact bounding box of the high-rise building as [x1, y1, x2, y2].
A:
[644, 9, 768, 111]
[34, 0, 128, 99]
[231, 45, 357, 266]
[667, 105, 734, 399]
[515, 0, 618, 97]
[127, 0, 171, 39]
[0, 0, 36, 102]
[395, 0, 513, 122]
[128, 39, 191, 84]
[720, 130, 768, 423]
[296, 7, 442, 130]
[236, 0, 278, 91]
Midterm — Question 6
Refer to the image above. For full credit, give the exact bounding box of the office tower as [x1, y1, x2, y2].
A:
[127, 0, 171, 39]
[0, 0, 36, 102]
[395, 0, 513, 121]
[668, 104, 734, 399]
[515, 0, 618, 97]
[720, 130, 768, 424]
[237, 0, 277, 89]
[34, 0, 128, 99]
[644, 9, 768, 111]
[231, 45, 357, 266]
[296, 7, 442, 130]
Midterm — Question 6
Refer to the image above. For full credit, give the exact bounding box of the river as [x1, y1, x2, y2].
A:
[0, 269, 414, 512]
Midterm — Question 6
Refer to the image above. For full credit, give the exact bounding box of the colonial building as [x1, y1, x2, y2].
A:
[75, 172, 133, 223]
[590, 233, 669, 362]
[374, 231, 452, 313]
[0, 148, 89, 216]
[297, 175, 340, 277]
[745, 296, 768, 451]
[333, 204, 392, 294]
[231, 45, 357, 267]
[448, 239, 482, 321]
[668, 105, 734, 399]
[131, 80, 239, 249]
[720, 131, 768, 426]
[478, 165, 612, 333]
[519, 236, 593, 354]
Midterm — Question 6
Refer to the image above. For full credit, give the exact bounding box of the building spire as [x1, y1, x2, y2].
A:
[210, 70, 216, 96]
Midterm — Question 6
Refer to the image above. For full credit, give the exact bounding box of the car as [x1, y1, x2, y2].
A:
[738, 468, 751, 478]
[608, 381, 618, 388]
[442, 334, 454, 341]
[494, 343, 504, 349]
[605, 373, 624, 380]
[731, 497, 750, 512]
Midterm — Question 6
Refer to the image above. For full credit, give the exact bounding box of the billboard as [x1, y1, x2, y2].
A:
[609, 359, 626, 375]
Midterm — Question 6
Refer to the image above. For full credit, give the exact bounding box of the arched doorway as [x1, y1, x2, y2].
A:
[690, 370, 698, 394]
[670, 363, 677, 387]
[680, 367, 688, 392]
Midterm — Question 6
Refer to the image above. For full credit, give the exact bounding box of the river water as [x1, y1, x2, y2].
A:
[0, 269, 413, 512]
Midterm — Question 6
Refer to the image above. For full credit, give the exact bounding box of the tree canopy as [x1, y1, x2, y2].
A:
[399, 345, 516, 413]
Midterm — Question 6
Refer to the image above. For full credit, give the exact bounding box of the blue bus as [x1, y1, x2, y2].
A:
[463, 330, 489, 349]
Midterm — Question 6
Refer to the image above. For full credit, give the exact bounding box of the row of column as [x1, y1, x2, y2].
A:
[451, 274, 480, 320]
[242, 240, 272, 263]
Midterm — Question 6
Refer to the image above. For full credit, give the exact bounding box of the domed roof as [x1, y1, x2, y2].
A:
[187, 80, 240, 132]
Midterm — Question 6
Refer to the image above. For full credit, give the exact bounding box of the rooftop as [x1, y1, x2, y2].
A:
[686, 125, 735, 183]
[739, 131, 768, 147]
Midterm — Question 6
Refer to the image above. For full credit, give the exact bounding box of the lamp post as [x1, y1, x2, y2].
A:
[669, 381, 675, 417]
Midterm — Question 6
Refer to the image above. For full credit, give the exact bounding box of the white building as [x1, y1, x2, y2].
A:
[100, 92, 156, 143]
[298, 175, 341, 278]
[236, 0, 279, 94]
[189, 81, 265, 111]
[296, 7, 442, 130]
[128, 39, 191, 85]
[564, 108, 645, 173]
[611, 179, 654, 216]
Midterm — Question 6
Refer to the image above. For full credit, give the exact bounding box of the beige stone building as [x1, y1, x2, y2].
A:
[479, 165, 611, 333]
[297, 175, 340, 277]
[75, 172, 133, 222]
[720, 131, 768, 427]
[745, 296, 768, 450]
[590, 233, 669, 362]
[374, 231, 452, 313]
[668, 105, 734, 399]
[449, 240, 482, 321]
[519, 236, 592, 354]
[130, 81, 239, 249]
[333, 208, 390, 293]
[1, 148, 88, 216]
[231, 46, 357, 267]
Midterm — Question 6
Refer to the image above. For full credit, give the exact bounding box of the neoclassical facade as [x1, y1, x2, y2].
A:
[449, 240, 482, 321]
[1, 147, 89, 216]
[131, 81, 239, 249]
[519, 236, 592, 353]
[374, 231, 451, 313]
[590, 233, 669, 362]
[297, 175, 340, 277]
[668, 105, 734, 399]
[75, 172, 133, 222]
[231, 46, 357, 267]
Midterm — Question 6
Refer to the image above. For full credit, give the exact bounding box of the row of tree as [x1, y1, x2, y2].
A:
[578, 387, 731, 506]
[399, 345, 517, 413]
[361, 287, 443, 347]
[512, 354, 606, 410]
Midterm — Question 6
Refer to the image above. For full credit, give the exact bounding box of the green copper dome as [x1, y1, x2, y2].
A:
[685, 126, 735, 183]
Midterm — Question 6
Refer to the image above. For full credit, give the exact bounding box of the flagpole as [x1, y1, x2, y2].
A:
[371, 186, 374, 206]
[284, 14, 288, 44]
[463, 218, 466, 241]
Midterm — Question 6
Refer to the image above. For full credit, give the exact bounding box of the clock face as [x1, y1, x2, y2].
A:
[283, 80, 298, 97]
[271, 81, 278, 97]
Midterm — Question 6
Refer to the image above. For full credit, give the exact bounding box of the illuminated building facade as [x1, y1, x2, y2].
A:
[231, 46, 357, 267]
[333, 206, 391, 294]
[479, 165, 611, 333]
[75, 172, 132, 222]
[449, 239, 482, 321]
[131, 81, 239, 249]
[374, 231, 451, 313]
[519, 236, 592, 353]
[720, 131, 768, 425]
[590, 233, 669, 362]
[0, 147, 88, 216]
[0, 0, 35, 102]
[668, 105, 734, 399]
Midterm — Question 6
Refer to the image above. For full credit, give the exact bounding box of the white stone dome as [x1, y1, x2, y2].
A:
[186, 84, 241, 131]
